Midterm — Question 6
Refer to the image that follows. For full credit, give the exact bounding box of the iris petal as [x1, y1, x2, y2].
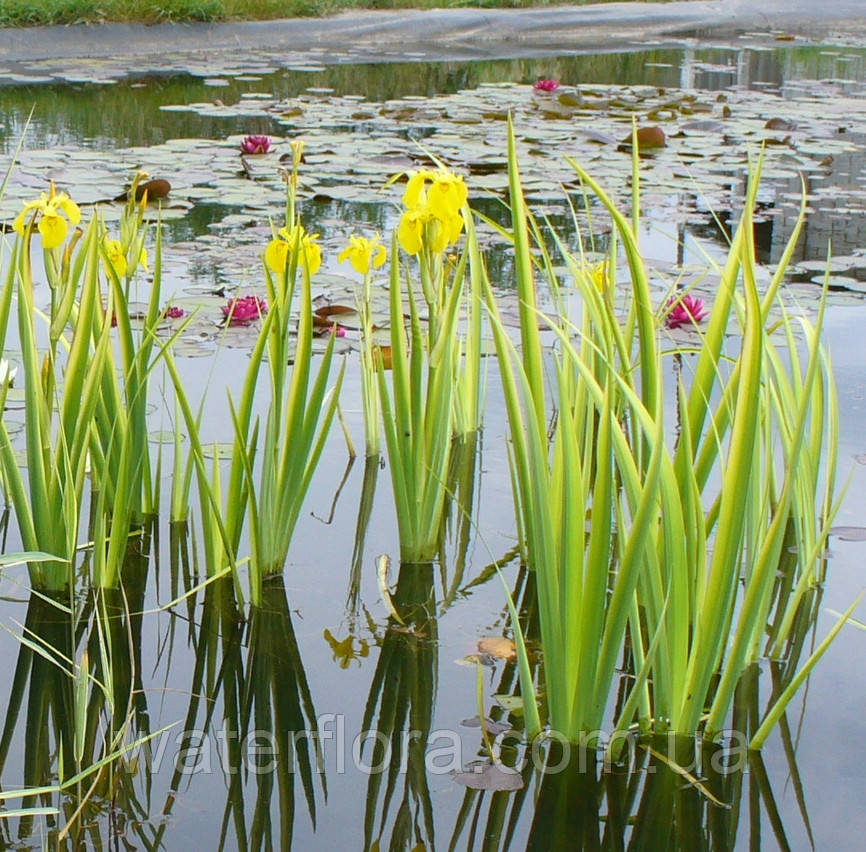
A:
[38, 213, 68, 250]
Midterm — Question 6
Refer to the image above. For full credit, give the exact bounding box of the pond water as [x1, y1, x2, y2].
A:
[1, 36, 866, 850]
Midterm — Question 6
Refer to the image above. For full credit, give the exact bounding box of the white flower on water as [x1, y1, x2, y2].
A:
[0, 359, 17, 387]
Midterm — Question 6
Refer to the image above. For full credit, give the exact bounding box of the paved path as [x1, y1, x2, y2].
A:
[1, 0, 865, 65]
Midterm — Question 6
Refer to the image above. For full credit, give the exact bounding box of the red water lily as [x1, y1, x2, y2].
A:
[240, 134, 272, 155]
[533, 79, 560, 92]
[222, 295, 268, 325]
[666, 294, 708, 329]
[164, 305, 185, 319]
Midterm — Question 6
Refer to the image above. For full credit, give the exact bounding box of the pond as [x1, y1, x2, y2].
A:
[1, 28, 866, 851]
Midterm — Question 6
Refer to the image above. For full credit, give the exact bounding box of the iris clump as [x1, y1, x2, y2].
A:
[483, 120, 843, 754]
[240, 134, 272, 154]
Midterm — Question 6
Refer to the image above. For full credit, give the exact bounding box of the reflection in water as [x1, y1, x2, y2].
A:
[361, 560, 438, 852]
[0, 516, 831, 850]
[5, 45, 866, 151]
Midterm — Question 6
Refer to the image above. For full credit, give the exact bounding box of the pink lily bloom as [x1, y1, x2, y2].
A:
[240, 135, 272, 155]
[222, 295, 268, 325]
[666, 294, 708, 329]
[533, 79, 560, 92]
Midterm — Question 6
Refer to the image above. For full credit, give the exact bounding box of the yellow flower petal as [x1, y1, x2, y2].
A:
[398, 210, 424, 255]
[427, 173, 467, 221]
[373, 243, 387, 268]
[58, 195, 81, 226]
[266, 238, 289, 273]
[402, 171, 429, 210]
[12, 209, 30, 237]
[429, 219, 449, 254]
[301, 240, 322, 276]
[38, 213, 68, 249]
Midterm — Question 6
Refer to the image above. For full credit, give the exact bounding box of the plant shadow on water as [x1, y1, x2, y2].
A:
[1, 34, 866, 852]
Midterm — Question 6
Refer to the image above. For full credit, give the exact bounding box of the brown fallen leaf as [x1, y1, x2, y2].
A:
[477, 636, 517, 661]
[618, 126, 666, 152]
[315, 304, 357, 317]
[765, 117, 797, 132]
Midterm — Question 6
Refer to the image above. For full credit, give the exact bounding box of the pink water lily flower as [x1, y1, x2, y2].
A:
[222, 295, 268, 325]
[240, 135, 272, 155]
[533, 79, 560, 92]
[164, 305, 185, 319]
[666, 294, 708, 329]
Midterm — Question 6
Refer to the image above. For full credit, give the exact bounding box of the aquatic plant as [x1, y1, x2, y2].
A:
[12, 180, 80, 248]
[488, 121, 842, 749]
[339, 232, 387, 456]
[167, 143, 344, 604]
[665, 292, 708, 328]
[240, 133, 272, 154]
[532, 79, 560, 92]
[221, 293, 268, 325]
[0, 187, 169, 589]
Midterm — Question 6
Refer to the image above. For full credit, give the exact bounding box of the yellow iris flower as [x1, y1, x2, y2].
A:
[590, 261, 608, 292]
[13, 182, 81, 250]
[398, 168, 467, 256]
[265, 224, 322, 276]
[397, 208, 426, 256]
[103, 238, 128, 277]
[102, 237, 149, 279]
[338, 233, 387, 275]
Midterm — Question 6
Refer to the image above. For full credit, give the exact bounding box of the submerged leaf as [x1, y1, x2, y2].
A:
[477, 636, 517, 661]
[451, 762, 524, 791]
[376, 554, 404, 624]
[828, 526, 866, 541]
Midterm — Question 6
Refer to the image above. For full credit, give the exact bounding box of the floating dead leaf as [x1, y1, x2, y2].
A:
[765, 117, 797, 131]
[618, 126, 666, 152]
[492, 694, 525, 713]
[828, 526, 866, 542]
[452, 762, 524, 792]
[455, 653, 488, 667]
[315, 304, 357, 317]
[477, 636, 516, 662]
[461, 716, 512, 736]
